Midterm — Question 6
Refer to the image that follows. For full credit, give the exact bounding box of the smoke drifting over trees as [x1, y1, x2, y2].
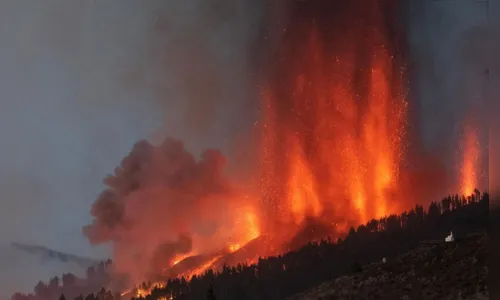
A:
[83, 138, 252, 282]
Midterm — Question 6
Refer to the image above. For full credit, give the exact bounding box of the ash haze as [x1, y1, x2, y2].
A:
[0, 0, 269, 298]
[406, 0, 490, 192]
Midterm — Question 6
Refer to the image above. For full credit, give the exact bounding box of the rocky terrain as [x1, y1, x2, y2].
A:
[286, 233, 488, 300]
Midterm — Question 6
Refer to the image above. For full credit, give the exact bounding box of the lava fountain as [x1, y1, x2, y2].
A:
[460, 123, 480, 196]
[258, 1, 408, 241]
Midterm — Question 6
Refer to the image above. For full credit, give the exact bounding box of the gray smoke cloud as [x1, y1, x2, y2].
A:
[0, 0, 269, 298]
[83, 138, 247, 283]
[406, 0, 490, 193]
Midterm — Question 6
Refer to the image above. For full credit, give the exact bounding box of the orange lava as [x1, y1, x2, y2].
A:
[258, 4, 408, 234]
[182, 256, 223, 280]
[460, 124, 480, 196]
[172, 253, 192, 266]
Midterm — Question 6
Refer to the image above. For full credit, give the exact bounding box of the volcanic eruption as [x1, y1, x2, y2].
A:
[82, 1, 483, 297]
[460, 121, 482, 197]
[257, 1, 408, 242]
[84, 0, 413, 292]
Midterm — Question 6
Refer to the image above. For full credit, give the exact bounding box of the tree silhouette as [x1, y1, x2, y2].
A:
[62, 273, 77, 288]
[206, 285, 217, 300]
[84, 293, 96, 300]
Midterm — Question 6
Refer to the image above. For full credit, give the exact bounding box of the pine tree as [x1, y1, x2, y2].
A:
[206, 285, 217, 300]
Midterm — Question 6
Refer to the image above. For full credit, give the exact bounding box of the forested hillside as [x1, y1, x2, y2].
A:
[11, 191, 488, 300]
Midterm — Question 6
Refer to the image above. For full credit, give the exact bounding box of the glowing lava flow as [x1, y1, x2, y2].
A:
[460, 124, 480, 196]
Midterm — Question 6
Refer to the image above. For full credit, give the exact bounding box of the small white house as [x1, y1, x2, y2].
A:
[445, 231, 454, 243]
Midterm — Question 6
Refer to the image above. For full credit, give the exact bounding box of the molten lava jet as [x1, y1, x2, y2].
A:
[258, 2, 408, 245]
[460, 123, 481, 197]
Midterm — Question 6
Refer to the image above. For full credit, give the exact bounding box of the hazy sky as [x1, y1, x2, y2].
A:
[0, 0, 266, 253]
[0, 1, 164, 259]
[0, 0, 493, 298]
[407, 0, 490, 188]
[0, 3, 267, 298]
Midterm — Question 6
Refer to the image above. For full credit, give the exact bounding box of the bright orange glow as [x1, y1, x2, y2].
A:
[230, 205, 260, 248]
[126, 282, 166, 298]
[461, 124, 480, 196]
[288, 136, 322, 224]
[228, 243, 242, 252]
[172, 253, 192, 266]
[259, 8, 407, 232]
[180, 255, 223, 280]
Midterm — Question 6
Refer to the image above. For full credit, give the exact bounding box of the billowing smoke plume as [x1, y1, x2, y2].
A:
[83, 138, 258, 283]
[151, 235, 193, 271]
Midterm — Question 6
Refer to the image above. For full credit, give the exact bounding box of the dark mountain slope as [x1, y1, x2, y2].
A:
[286, 233, 488, 300]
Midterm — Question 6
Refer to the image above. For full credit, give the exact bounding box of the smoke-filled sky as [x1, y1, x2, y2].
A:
[407, 0, 490, 184]
[0, 0, 269, 297]
[0, 0, 492, 298]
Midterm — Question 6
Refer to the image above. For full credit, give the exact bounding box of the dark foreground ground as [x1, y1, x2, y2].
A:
[286, 233, 488, 300]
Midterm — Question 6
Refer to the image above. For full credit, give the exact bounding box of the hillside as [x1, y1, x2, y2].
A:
[286, 233, 488, 300]
[11, 192, 489, 300]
